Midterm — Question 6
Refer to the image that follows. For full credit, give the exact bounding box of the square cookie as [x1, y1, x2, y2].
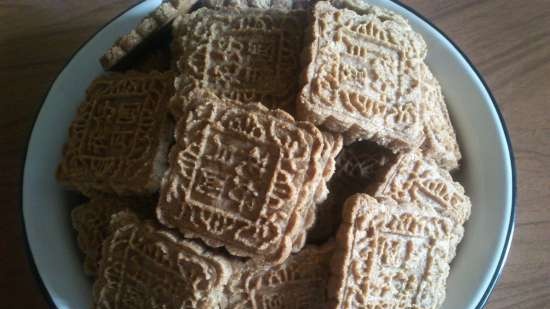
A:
[298, 1, 427, 151]
[56, 71, 174, 196]
[227, 242, 334, 308]
[329, 194, 453, 309]
[171, 7, 306, 115]
[157, 91, 325, 265]
[94, 211, 233, 309]
[71, 196, 155, 275]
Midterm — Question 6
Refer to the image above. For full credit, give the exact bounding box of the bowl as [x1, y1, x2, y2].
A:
[22, 0, 516, 308]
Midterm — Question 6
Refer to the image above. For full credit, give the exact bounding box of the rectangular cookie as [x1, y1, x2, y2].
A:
[93, 211, 233, 309]
[370, 150, 471, 260]
[329, 194, 453, 309]
[298, 1, 428, 151]
[100, 0, 198, 70]
[157, 90, 325, 265]
[227, 242, 335, 308]
[170, 7, 306, 115]
[56, 71, 174, 196]
[71, 196, 155, 275]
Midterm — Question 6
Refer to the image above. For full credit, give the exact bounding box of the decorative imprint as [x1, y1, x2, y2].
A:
[56, 72, 174, 196]
[227, 243, 334, 309]
[329, 195, 452, 309]
[373, 151, 471, 260]
[157, 90, 324, 265]
[93, 212, 232, 309]
[298, 1, 427, 150]
[171, 8, 306, 115]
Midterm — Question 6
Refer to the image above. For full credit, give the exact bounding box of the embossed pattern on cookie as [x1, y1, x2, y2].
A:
[171, 8, 306, 115]
[373, 151, 470, 225]
[372, 151, 471, 260]
[227, 242, 334, 308]
[94, 211, 233, 309]
[308, 141, 395, 244]
[419, 63, 461, 171]
[71, 196, 154, 275]
[329, 194, 452, 309]
[100, 0, 198, 70]
[298, 1, 427, 150]
[56, 71, 174, 196]
[157, 91, 324, 265]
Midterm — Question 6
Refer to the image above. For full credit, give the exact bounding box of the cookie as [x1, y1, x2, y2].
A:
[71, 196, 155, 275]
[157, 90, 325, 265]
[56, 71, 174, 196]
[371, 151, 471, 260]
[419, 63, 461, 171]
[307, 141, 395, 243]
[298, 1, 427, 150]
[227, 242, 334, 308]
[170, 7, 306, 115]
[100, 0, 198, 70]
[328, 194, 452, 309]
[93, 211, 233, 309]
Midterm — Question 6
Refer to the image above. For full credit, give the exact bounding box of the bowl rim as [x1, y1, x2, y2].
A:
[20, 1, 517, 308]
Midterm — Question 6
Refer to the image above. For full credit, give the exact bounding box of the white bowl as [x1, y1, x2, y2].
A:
[22, 0, 516, 308]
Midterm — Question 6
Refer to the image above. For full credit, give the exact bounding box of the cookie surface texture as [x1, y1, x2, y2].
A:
[329, 194, 452, 309]
[372, 151, 471, 260]
[157, 91, 324, 265]
[171, 7, 306, 115]
[93, 212, 233, 309]
[56, 71, 174, 196]
[227, 242, 334, 308]
[298, 1, 427, 150]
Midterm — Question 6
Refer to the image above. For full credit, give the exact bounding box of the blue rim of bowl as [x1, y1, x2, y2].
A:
[21, 1, 517, 308]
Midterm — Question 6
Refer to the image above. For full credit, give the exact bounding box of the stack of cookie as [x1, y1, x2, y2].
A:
[57, 0, 471, 308]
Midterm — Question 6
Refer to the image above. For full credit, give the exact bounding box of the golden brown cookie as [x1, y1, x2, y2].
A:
[371, 151, 471, 260]
[56, 71, 174, 196]
[328, 194, 452, 309]
[307, 141, 395, 244]
[71, 196, 155, 275]
[419, 63, 461, 171]
[93, 211, 233, 309]
[298, 1, 427, 150]
[157, 90, 325, 265]
[170, 7, 306, 115]
[227, 242, 335, 308]
[100, 0, 198, 70]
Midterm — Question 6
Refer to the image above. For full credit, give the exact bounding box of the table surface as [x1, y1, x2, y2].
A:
[1, 0, 548, 308]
